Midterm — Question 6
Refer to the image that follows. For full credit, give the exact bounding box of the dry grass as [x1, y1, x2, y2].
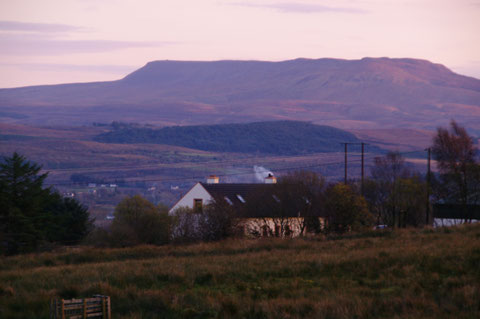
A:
[1, 225, 479, 318]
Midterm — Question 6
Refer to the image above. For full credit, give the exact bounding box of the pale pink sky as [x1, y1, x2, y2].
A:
[0, 0, 479, 88]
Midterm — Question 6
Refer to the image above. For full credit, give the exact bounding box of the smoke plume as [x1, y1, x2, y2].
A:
[253, 165, 273, 182]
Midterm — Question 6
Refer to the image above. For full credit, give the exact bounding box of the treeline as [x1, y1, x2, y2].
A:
[94, 120, 372, 155]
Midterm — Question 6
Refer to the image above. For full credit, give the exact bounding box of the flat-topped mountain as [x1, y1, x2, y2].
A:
[1, 58, 479, 133]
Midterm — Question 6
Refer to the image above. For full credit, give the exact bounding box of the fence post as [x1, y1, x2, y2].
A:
[61, 299, 65, 319]
[102, 297, 106, 319]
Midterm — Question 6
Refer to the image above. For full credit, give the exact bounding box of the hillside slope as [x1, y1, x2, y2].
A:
[94, 121, 376, 155]
[1, 58, 479, 132]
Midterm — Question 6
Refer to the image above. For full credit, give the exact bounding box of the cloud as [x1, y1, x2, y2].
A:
[2, 63, 137, 74]
[0, 33, 175, 55]
[232, 1, 368, 14]
[0, 20, 86, 33]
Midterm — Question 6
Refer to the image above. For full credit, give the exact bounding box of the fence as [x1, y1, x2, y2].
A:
[50, 296, 111, 319]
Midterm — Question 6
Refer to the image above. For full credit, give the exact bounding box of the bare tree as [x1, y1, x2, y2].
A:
[368, 151, 413, 227]
[364, 151, 430, 228]
[170, 207, 201, 243]
[432, 120, 480, 222]
[199, 196, 239, 241]
[276, 171, 326, 235]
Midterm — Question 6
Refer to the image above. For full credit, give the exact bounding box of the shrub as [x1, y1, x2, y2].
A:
[110, 195, 171, 246]
[324, 183, 374, 234]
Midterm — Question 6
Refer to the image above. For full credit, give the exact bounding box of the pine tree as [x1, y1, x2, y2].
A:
[0, 153, 51, 254]
[0, 153, 93, 255]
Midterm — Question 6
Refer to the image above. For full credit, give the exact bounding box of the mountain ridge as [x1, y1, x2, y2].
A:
[0, 57, 479, 133]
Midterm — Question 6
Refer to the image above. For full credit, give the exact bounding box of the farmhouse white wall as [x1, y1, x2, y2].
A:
[169, 183, 213, 214]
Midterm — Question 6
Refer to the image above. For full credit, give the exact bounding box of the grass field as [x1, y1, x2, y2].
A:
[1, 224, 479, 318]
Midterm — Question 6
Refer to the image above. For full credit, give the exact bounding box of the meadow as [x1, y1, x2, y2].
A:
[1, 224, 479, 318]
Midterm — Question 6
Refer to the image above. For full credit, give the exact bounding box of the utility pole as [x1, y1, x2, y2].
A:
[426, 147, 431, 226]
[360, 142, 369, 196]
[341, 142, 368, 187]
[341, 143, 348, 184]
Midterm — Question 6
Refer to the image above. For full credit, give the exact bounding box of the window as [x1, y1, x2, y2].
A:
[193, 198, 203, 212]
[224, 196, 233, 206]
[236, 194, 246, 203]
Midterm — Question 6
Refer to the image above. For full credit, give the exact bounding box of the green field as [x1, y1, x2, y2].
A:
[1, 224, 479, 318]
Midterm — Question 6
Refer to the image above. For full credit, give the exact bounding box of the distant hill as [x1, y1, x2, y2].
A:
[1, 58, 479, 133]
[94, 121, 375, 155]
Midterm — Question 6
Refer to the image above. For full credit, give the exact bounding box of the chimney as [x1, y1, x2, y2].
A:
[264, 174, 277, 184]
[207, 175, 219, 184]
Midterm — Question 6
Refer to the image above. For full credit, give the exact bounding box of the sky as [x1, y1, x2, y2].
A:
[0, 0, 479, 88]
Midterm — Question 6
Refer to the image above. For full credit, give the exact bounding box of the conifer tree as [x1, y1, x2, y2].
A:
[0, 153, 51, 254]
[0, 153, 92, 255]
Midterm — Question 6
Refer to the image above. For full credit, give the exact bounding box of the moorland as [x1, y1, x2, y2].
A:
[1, 224, 479, 318]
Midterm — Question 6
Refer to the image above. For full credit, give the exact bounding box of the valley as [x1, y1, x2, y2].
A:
[0, 121, 438, 226]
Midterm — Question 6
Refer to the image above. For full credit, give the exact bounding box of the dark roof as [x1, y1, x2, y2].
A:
[200, 182, 302, 218]
[200, 182, 272, 207]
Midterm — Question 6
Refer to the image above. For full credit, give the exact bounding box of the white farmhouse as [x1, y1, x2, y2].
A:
[169, 175, 320, 237]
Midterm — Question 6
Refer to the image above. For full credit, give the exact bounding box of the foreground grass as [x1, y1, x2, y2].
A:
[1, 225, 479, 319]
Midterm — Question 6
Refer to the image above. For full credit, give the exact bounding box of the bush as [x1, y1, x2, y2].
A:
[324, 183, 374, 234]
[110, 195, 171, 246]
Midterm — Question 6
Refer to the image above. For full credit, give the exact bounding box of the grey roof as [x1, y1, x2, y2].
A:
[200, 182, 303, 218]
[200, 182, 272, 207]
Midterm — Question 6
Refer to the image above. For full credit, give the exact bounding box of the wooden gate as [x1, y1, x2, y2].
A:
[50, 296, 111, 319]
